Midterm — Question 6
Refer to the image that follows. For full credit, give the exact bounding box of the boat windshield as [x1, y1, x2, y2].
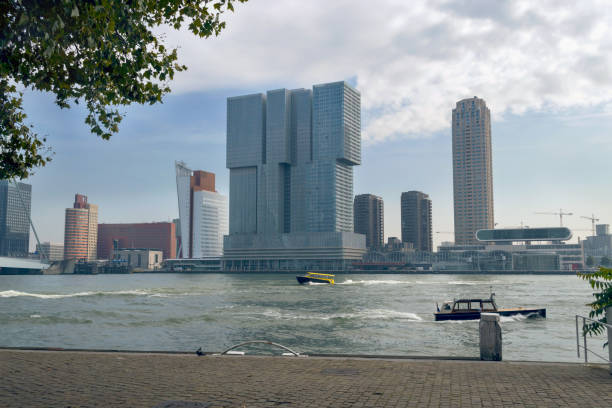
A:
[306, 273, 335, 277]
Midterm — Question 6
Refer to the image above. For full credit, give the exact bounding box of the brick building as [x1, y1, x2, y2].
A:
[97, 222, 176, 260]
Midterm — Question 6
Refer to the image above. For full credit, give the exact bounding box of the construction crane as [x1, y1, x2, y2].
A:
[580, 214, 599, 237]
[534, 208, 573, 227]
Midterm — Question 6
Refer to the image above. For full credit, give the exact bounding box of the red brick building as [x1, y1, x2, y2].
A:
[97, 222, 176, 260]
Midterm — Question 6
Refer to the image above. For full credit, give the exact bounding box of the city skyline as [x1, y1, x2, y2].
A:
[13, 0, 612, 250]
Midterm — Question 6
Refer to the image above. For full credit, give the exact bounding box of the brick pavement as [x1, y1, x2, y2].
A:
[0, 349, 610, 407]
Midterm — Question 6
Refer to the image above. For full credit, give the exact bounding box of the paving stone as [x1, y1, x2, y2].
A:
[0, 350, 610, 407]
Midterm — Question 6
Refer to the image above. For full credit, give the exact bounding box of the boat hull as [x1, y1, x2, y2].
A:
[434, 308, 546, 321]
[296, 276, 332, 284]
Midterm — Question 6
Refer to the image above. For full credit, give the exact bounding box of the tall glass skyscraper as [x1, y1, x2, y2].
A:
[452, 97, 494, 245]
[224, 81, 366, 271]
[401, 191, 432, 252]
[0, 180, 31, 257]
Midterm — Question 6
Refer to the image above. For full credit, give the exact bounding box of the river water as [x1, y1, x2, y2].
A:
[0, 273, 606, 362]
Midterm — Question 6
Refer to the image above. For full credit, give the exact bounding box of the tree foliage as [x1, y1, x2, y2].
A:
[585, 255, 594, 267]
[600, 256, 610, 266]
[0, 0, 246, 179]
[578, 267, 612, 348]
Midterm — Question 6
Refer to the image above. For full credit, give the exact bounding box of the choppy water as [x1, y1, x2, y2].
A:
[0, 274, 606, 362]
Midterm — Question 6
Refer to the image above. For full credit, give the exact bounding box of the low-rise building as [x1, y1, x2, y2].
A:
[35, 242, 64, 261]
[113, 248, 163, 270]
[583, 224, 612, 258]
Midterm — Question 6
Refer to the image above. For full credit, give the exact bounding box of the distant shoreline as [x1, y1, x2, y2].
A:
[1, 269, 584, 276]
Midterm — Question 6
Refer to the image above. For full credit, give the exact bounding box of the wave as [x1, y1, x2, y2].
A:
[338, 279, 407, 286]
[0, 289, 153, 299]
[500, 312, 543, 323]
[258, 308, 422, 321]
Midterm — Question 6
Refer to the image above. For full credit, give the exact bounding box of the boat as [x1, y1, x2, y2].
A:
[296, 272, 335, 285]
[434, 293, 546, 321]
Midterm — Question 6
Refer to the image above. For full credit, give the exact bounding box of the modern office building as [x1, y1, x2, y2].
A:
[583, 224, 612, 258]
[452, 97, 494, 245]
[64, 194, 98, 261]
[97, 222, 176, 260]
[401, 191, 433, 252]
[354, 194, 384, 249]
[175, 162, 228, 258]
[0, 180, 31, 257]
[438, 227, 584, 271]
[36, 242, 64, 261]
[224, 81, 366, 271]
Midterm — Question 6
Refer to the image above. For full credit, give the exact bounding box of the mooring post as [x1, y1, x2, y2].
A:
[607, 307, 611, 375]
[480, 313, 502, 361]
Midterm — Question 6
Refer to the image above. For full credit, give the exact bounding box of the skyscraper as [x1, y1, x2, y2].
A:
[401, 191, 433, 252]
[354, 194, 384, 249]
[224, 81, 366, 271]
[452, 97, 494, 245]
[0, 180, 31, 257]
[175, 162, 228, 258]
[64, 194, 98, 260]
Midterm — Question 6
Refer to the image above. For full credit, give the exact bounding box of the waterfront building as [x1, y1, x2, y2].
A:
[0, 180, 31, 257]
[401, 191, 433, 252]
[583, 224, 612, 258]
[437, 227, 584, 271]
[35, 242, 64, 261]
[113, 248, 163, 270]
[354, 194, 384, 249]
[64, 194, 98, 261]
[452, 97, 494, 245]
[97, 222, 176, 260]
[175, 162, 228, 258]
[224, 81, 366, 271]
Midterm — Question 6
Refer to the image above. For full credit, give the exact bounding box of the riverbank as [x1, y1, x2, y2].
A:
[1, 349, 609, 407]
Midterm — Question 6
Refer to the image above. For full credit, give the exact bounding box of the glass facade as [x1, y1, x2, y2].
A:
[225, 81, 366, 271]
[0, 180, 31, 257]
[476, 227, 572, 242]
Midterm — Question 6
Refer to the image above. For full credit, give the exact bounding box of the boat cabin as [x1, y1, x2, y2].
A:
[450, 298, 498, 313]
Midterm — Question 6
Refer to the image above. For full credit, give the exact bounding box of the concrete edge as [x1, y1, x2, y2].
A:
[1, 347, 608, 367]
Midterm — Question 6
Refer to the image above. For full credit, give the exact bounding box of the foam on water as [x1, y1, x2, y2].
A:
[338, 279, 406, 285]
[0, 289, 152, 299]
[257, 308, 422, 321]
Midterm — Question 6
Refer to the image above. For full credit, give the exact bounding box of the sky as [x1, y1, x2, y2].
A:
[20, 0, 612, 249]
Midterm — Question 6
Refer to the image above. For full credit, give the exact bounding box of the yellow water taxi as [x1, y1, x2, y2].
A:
[296, 272, 335, 285]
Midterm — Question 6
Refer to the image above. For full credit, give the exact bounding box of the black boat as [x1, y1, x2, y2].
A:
[434, 293, 546, 321]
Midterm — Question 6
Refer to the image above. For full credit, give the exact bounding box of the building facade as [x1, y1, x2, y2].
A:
[401, 191, 433, 252]
[354, 194, 384, 249]
[224, 81, 366, 271]
[0, 180, 31, 257]
[437, 227, 584, 271]
[36, 242, 64, 261]
[583, 224, 612, 258]
[452, 97, 494, 245]
[64, 194, 98, 261]
[97, 222, 176, 260]
[114, 248, 163, 270]
[175, 162, 228, 258]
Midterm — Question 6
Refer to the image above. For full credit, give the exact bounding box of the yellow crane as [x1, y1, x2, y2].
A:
[534, 208, 573, 227]
[580, 214, 599, 237]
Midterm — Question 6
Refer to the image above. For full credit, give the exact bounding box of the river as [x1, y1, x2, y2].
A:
[0, 273, 605, 362]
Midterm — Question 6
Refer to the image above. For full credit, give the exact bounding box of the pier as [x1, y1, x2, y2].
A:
[1, 349, 610, 407]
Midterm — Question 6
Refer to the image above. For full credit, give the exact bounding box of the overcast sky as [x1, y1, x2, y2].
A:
[22, 0, 612, 249]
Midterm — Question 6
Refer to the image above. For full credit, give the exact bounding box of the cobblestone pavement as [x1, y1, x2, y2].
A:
[0, 349, 610, 407]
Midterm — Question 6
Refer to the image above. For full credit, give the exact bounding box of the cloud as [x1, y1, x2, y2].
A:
[160, 0, 612, 144]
